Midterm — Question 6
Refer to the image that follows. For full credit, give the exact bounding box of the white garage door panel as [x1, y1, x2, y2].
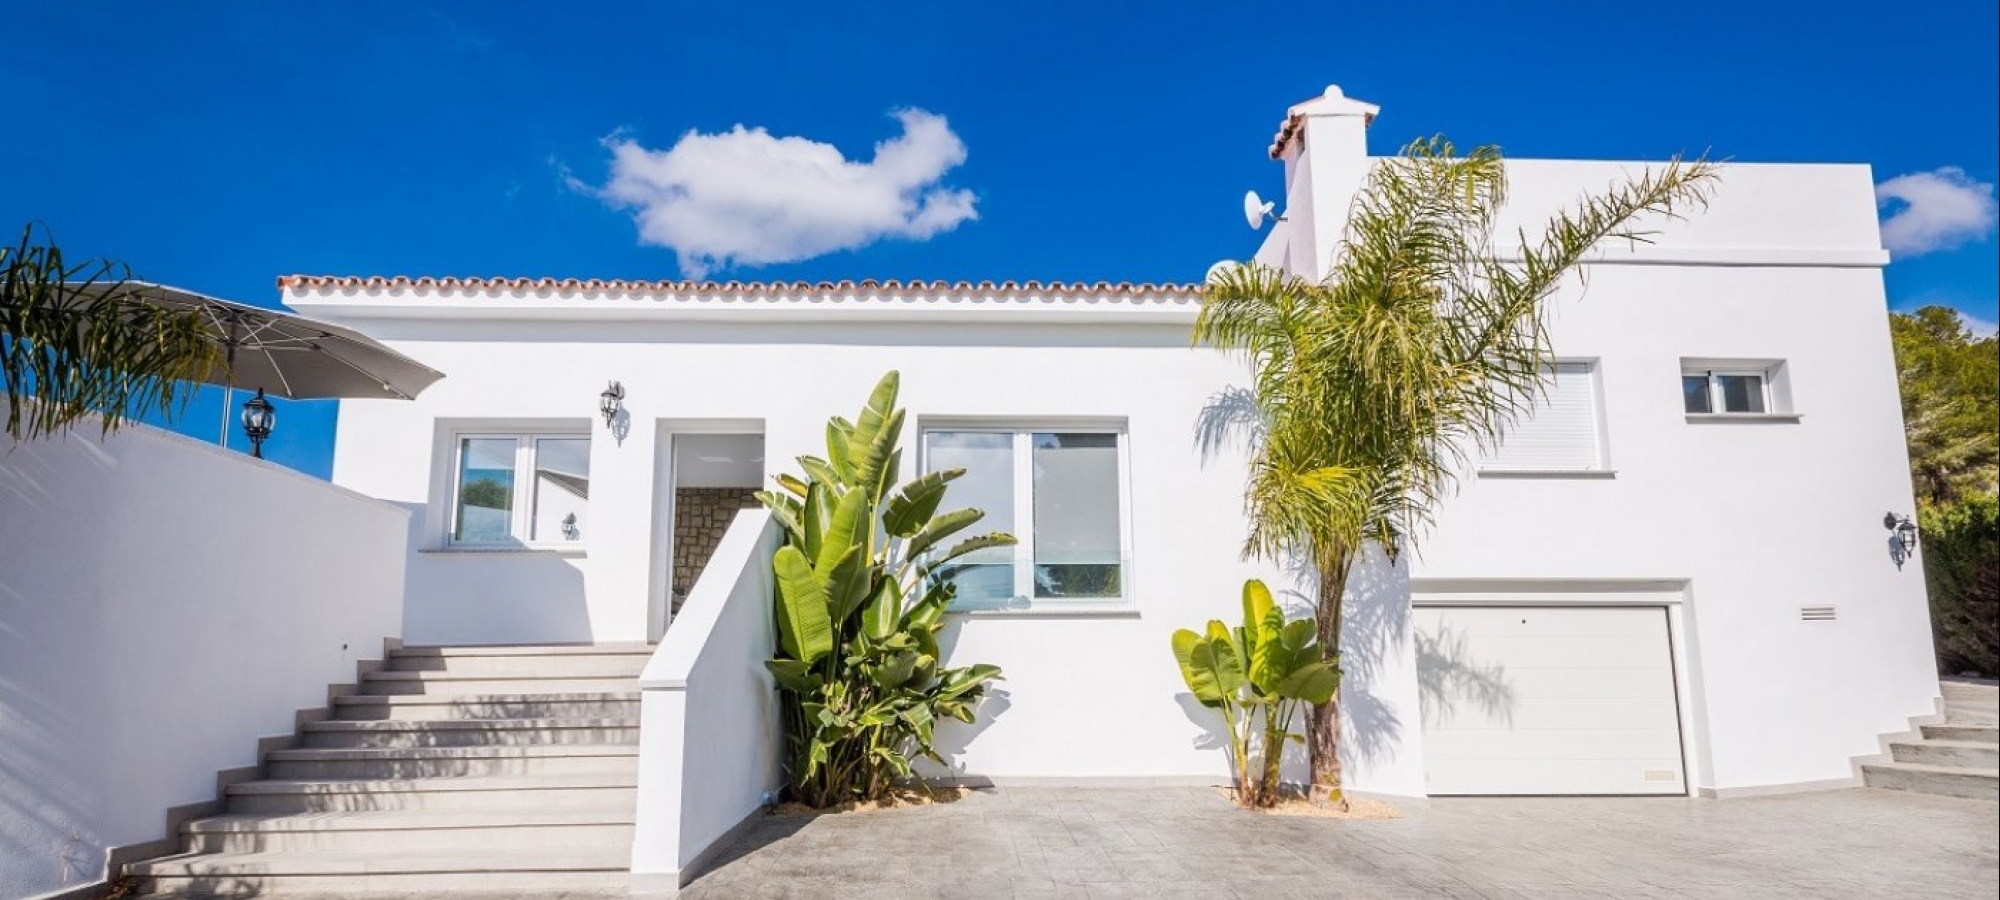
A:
[1415, 605, 1685, 795]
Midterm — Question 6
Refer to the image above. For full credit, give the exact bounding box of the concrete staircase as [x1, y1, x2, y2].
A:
[124, 643, 651, 896]
[1863, 679, 1999, 801]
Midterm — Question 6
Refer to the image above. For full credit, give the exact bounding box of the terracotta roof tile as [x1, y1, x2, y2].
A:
[277, 275, 1202, 298]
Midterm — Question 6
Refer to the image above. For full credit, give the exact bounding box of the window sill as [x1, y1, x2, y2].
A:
[1477, 469, 1618, 480]
[1685, 413, 1802, 424]
[946, 601, 1140, 619]
[421, 546, 589, 557]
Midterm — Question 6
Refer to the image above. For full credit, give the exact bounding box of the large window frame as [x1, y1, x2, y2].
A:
[441, 427, 593, 551]
[918, 420, 1135, 612]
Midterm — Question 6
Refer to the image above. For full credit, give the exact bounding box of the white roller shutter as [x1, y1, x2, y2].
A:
[1414, 605, 1686, 795]
[1480, 362, 1603, 471]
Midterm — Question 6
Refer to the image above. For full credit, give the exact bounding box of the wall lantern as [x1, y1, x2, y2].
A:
[1884, 511, 1919, 566]
[240, 388, 276, 459]
[599, 381, 625, 429]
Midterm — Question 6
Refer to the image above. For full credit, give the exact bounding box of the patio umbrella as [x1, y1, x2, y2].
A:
[70, 281, 445, 443]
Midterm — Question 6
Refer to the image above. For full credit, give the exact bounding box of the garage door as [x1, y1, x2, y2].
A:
[1414, 605, 1685, 795]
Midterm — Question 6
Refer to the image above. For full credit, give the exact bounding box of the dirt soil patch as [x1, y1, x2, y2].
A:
[774, 785, 974, 817]
[1216, 787, 1402, 819]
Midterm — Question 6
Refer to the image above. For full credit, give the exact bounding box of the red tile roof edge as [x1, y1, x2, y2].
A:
[278, 275, 1203, 295]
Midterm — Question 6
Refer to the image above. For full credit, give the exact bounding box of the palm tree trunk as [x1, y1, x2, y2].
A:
[1309, 549, 1352, 808]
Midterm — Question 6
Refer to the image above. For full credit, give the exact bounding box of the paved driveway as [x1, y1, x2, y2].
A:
[683, 786, 1998, 899]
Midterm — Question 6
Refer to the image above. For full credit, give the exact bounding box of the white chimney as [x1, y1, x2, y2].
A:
[1268, 85, 1379, 280]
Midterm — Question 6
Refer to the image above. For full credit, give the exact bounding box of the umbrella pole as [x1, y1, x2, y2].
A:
[217, 336, 238, 446]
[218, 383, 234, 445]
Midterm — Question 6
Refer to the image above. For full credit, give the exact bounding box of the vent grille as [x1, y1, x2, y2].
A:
[1800, 606, 1837, 622]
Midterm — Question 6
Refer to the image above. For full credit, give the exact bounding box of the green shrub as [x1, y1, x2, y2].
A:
[1922, 494, 1999, 677]
[756, 372, 1013, 807]
[1171, 580, 1339, 808]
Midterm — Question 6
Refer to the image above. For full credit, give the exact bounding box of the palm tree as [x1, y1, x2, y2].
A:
[2, 224, 216, 441]
[1196, 138, 1717, 804]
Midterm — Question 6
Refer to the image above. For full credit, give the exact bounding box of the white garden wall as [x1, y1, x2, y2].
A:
[0, 424, 407, 900]
[630, 509, 782, 887]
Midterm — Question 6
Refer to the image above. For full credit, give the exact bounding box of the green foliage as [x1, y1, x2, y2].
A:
[1921, 495, 1999, 677]
[459, 478, 510, 510]
[1890, 306, 1998, 504]
[1194, 137, 1716, 794]
[757, 371, 1016, 807]
[1172, 580, 1339, 808]
[2, 224, 217, 441]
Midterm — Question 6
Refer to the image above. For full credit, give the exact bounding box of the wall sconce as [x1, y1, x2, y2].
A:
[1884, 512, 1919, 567]
[599, 381, 625, 429]
[240, 388, 276, 459]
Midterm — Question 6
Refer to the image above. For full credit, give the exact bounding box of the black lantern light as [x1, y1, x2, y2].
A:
[240, 388, 276, 459]
[599, 381, 625, 429]
[1884, 511, 1919, 561]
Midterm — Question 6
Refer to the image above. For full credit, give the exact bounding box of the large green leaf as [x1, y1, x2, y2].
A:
[847, 373, 901, 494]
[798, 456, 843, 492]
[860, 576, 902, 641]
[1172, 626, 1243, 707]
[825, 418, 856, 483]
[766, 659, 822, 693]
[802, 481, 829, 560]
[883, 468, 963, 538]
[1276, 660, 1340, 705]
[904, 508, 984, 559]
[821, 545, 870, 624]
[816, 486, 870, 575]
[755, 490, 803, 540]
[772, 545, 833, 664]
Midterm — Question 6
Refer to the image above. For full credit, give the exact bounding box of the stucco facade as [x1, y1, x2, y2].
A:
[296, 87, 1940, 799]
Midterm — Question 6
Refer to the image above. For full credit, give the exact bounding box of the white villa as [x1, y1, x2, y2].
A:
[1, 86, 1966, 898]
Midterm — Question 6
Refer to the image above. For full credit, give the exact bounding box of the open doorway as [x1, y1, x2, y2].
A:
[658, 432, 766, 637]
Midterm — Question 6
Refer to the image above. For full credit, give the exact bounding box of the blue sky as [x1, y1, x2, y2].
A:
[6, 1, 1995, 478]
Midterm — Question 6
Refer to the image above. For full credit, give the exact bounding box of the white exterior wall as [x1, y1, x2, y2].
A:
[0, 424, 407, 899]
[632, 510, 782, 886]
[298, 88, 1937, 797]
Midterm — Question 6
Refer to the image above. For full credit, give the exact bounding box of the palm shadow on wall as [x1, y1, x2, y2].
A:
[1413, 622, 1516, 728]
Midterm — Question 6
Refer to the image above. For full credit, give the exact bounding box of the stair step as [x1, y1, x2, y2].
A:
[182, 809, 634, 854]
[1941, 679, 1998, 703]
[1890, 739, 2000, 769]
[1923, 723, 2000, 745]
[358, 671, 640, 696]
[130, 846, 632, 894]
[265, 745, 640, 779]
[300, 717, 639, 748]
[225, 773, 639, 814]
[393, 642, 653, 657]
[330, 692, 640, 721]
[1945, 704, 1999, 727]
[1862, 761, 1999, 801]
[385, 650, 651, 678]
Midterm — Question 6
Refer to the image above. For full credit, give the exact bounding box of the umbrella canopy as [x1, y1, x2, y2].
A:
[71, 280, 444, 401]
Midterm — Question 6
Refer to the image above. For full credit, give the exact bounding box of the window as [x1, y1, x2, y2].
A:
[451, 433, 591, 546]
[1480, 362, 1606, 472]
[1682, 365, 1778, 415]
[922, 427, 1128, 609]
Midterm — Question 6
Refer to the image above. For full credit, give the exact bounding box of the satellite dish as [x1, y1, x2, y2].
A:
[1243, 190, 1276, 230]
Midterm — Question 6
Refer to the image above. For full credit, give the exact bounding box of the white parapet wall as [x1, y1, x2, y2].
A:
[630, 508, 782, 888]
[0, 424, 409, 900]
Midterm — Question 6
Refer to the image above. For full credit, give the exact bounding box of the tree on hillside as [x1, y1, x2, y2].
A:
[1196, 138, 1716, 804]
[1891, 306, 1999, 504]
[1, 224, 216, 441]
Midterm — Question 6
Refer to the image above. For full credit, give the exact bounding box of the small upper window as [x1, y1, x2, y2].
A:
[452, 433, 590, 546]
[1683, 369, 1771, 415]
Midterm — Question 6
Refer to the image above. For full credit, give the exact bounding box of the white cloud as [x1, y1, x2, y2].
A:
[1876, 167, 1998, 258]
[580, 109, 978, 278]
[1959, 311, 1998, 339]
